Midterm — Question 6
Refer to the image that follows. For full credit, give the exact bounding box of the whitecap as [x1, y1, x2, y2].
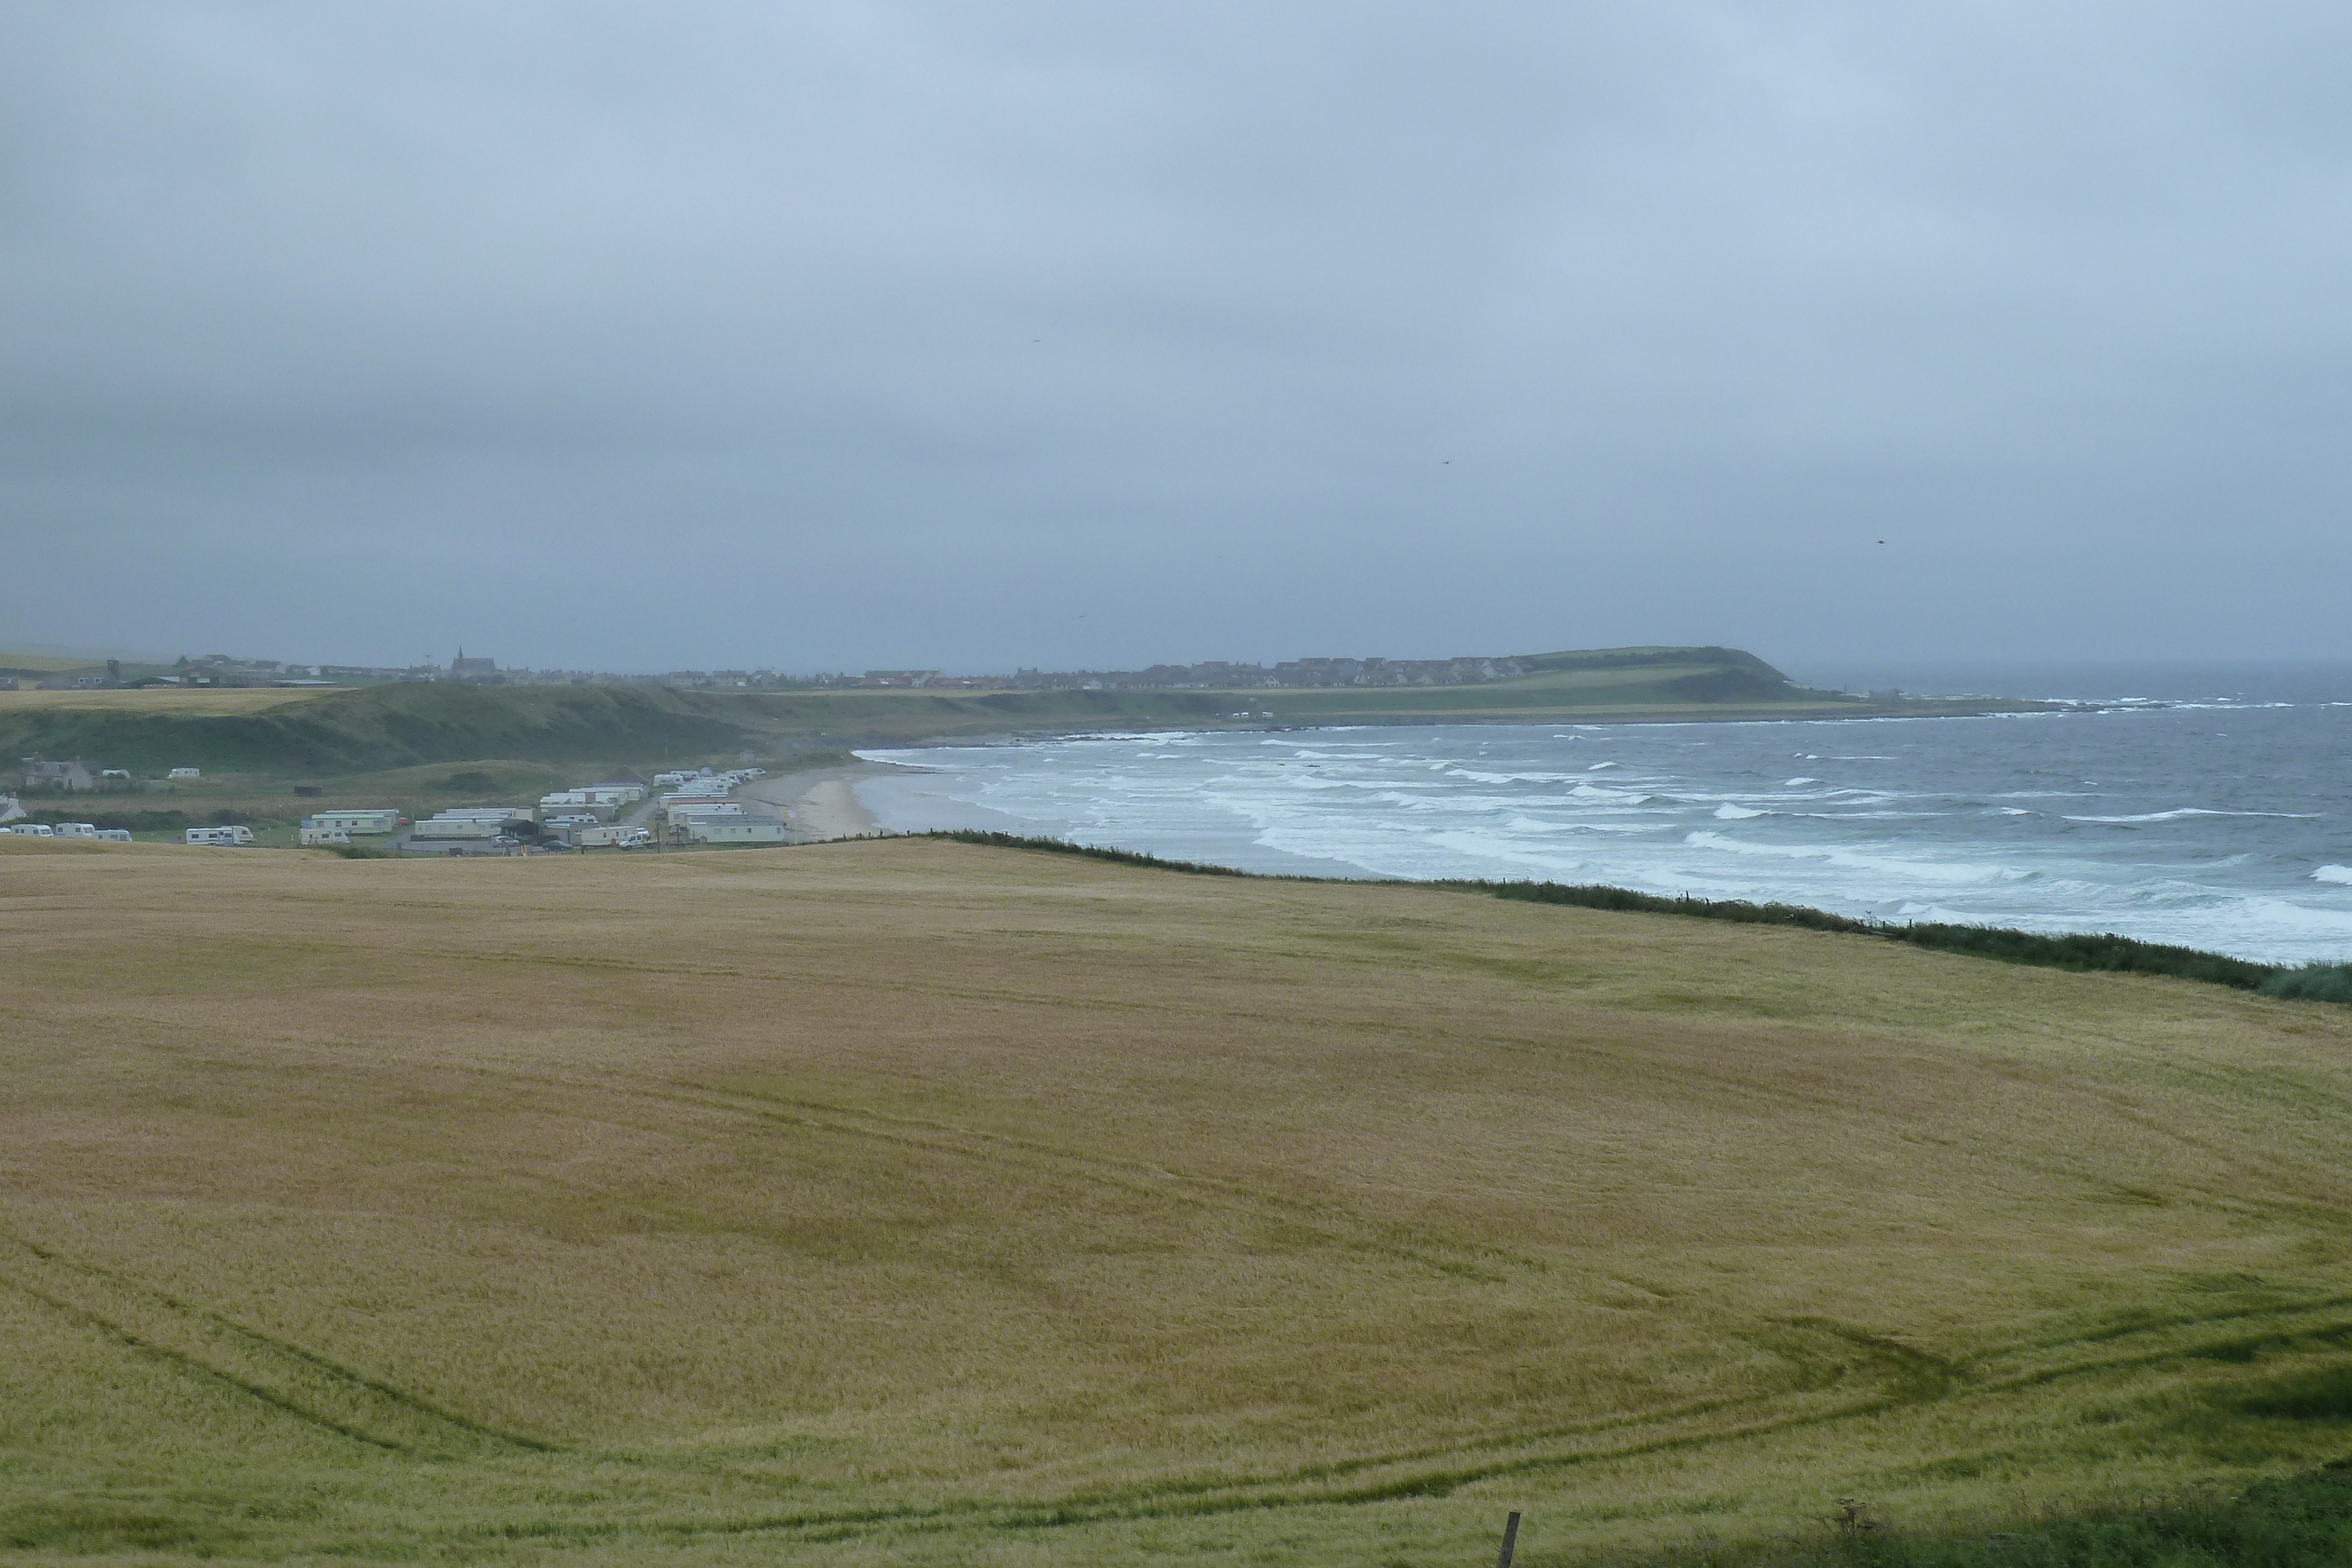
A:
[2315, 865, 2352, 887]
[1447, 767, 1585, 784]
[1785, 777, 1819, 786]
[1682, 830, 2030, 884]
[1713, 804, 1768, 820]
[2064, 808, 2323, 824]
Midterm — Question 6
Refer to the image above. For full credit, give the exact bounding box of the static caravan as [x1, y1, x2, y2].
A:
[310, 808, 401, 835]
[95, 829, 132, 842]
[410, 817, 506, 840]
[185, 826, 255, 846]
[52, 823, 99, 838]
[684, 815, 787, 844]
[9, 823, 55, 837]
[299, 827, 352, 846]
[168, 767, 202, 779]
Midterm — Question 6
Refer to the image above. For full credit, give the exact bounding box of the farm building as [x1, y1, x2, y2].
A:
[21, 758, 98, 792]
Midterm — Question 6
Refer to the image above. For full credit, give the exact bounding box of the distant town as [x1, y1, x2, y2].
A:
[7, 648, 1542, 693]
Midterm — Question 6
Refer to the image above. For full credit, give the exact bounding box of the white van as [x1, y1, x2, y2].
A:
[185, 825, 256, 846]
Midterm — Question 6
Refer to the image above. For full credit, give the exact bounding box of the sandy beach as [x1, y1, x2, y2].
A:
[736, 761, 910, 840]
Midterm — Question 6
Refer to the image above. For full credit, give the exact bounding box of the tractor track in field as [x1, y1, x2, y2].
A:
[659, 1076, 1544, 1284]
[432, 1293, 2352, 1553]
[0, 1229, 553, 1458]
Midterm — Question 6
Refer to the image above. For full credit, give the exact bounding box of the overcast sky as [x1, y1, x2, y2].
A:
[5, 2, 2350, 676]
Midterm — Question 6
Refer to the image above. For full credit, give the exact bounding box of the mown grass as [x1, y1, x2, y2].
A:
[1, 833, 2349, 1566]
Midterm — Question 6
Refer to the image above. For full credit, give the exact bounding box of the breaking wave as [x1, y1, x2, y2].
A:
[857, 697, 2352, 963]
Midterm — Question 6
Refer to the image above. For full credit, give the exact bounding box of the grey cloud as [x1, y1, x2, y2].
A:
[4, 2, 2350, 672]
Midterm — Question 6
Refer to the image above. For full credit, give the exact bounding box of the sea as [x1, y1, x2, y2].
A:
[855, 663, 2352, 965]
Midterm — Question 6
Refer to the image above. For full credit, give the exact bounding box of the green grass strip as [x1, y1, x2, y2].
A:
[914, 831, 2352, 1004]
[1631, 1455, 2352, 1567]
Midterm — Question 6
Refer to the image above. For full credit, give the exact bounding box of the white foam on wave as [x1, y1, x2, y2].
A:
[851, 748, 951, 771]
[1588, 761, 1619, 770]
[1785, 777, 1819, 785]
[2315, 865, 2352, 886]
[1793, 810, 1955, 820]
[2065, 808, 2323, 824]
[1568, 783, 1652, 804]
[1446, 767, 1588, 784]
[1683, 830, 2031, 885]
[1713, 804, 1768, 820]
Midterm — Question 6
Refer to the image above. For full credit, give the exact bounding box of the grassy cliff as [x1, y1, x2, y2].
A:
[0, 683, 763, 774]
[0, 647, 2015, 777]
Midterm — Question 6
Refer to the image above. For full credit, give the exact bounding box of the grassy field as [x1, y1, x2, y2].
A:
[0, 688, 337, 716]
[3, 835, 2347, 1566]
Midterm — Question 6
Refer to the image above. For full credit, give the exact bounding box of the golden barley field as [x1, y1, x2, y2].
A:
[1, 835, 2348, 1566]
[0, 686, 338, 716]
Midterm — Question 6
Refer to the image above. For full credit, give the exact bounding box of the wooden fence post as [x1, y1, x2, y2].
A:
[1496, 1510, 1522, 1568]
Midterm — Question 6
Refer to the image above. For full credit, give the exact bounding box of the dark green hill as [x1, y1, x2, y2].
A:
[0, 684, 762, 775]
[1, 648, 2022, 778]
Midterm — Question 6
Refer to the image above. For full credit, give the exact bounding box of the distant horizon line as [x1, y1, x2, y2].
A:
[7, 643, 2352, 678]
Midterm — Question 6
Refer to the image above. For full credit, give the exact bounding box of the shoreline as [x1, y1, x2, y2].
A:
[736, 761, 923, 840]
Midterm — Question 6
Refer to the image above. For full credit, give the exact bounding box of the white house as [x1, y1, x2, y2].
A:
[21, 758, 97, 792]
